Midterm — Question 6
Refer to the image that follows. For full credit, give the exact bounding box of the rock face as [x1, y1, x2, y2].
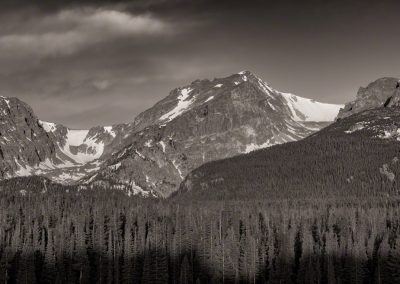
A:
[0, 97, 59, 179]
[82, 71, 342, 197]
[0, 71, 343, 197]
[337, 77, 400, 119]
[385, 81, 400, 107]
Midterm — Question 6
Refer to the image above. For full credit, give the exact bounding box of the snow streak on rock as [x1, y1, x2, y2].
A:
[160, 87, 195, 122]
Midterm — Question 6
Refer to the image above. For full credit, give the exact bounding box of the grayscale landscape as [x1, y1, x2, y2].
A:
[0, 0, 399, 283]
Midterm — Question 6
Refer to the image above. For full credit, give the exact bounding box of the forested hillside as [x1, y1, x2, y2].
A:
[2, 103, 400, 283]
[0, 182, 400, 283]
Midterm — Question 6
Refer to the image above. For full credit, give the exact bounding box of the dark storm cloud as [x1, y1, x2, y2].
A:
[1, 0, 400, 128]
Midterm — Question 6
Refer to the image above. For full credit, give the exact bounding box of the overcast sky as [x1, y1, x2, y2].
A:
[1, 0, 399, 128]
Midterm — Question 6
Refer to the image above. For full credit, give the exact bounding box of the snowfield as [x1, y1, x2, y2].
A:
[281, 93, 343, 122]
[59, 129, 104, 164]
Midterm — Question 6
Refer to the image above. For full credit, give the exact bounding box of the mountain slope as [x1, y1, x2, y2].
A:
[176, 99, 400, 201]
[82, 71, 342, 197]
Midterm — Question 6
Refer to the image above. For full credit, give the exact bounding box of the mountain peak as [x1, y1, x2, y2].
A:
[236, 70, 266, 84]
[237, 70, 252, 75]
[80, 71, 342, 196]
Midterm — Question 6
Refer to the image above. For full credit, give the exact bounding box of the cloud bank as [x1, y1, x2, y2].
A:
[0, 0, 399, 128]
[0, 9, 169, 57]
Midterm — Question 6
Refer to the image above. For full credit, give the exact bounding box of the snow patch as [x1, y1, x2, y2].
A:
[38, 158, 56, 170]
[116, 148, 127, 159]
[281, 93, 343, 122]
[145, 139, 153, 147]
[109, 162, 121, 171]
[244, 140, 275, 153]
[135, 149, 146, 160]
[379, 128, 400, 139]
[14, 159, 32, 176]
[39, 121, 57, 132]
[345, 122, 368, 134]
[237, 71, 248, 82]
[253, 76, 274, 97]
[55, 172, 86, 182]
[172, 160, 184, 180]
[160, 87, 195, 122]
[214, 84, 223, 88]
[204, 96, 214, 103]
[159, 141, 166, 153]
[66, 129, 89, 146]
[59, 129, 104, 164]
[85, 173, 98, 184]
[1, 97, 11, 109]
[128, 180, 148, 197]
[267, 102, 276, 111]
[104, 126, 116, 137]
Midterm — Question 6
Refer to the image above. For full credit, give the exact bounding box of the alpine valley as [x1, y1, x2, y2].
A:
[0, 71, 343, 197]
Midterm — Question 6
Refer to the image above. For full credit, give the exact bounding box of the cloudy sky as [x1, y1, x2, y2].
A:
[1, 0, 399, 128]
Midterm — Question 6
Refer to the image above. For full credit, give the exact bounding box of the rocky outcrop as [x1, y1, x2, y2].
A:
[385, 81, 400, 107]
[337, 77, 400, 119]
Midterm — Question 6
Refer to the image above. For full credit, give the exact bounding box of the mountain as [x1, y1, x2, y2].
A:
[0, 71, 342, 197]
[176, 79, 400, 201]
[36, 121, 129, 183]
[337, 77, 400, 119]
[81, 71, 342, 197]
[0, 96, 129, 183]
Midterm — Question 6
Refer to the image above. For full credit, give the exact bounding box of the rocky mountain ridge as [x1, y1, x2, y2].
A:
[0, 71, 343, 196]
[0, 96, 126, 183]
[80, 71, 342, 197]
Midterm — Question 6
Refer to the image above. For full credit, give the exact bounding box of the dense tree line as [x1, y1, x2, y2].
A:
[177, 132, 400, 201]
[0, 179, 400, 283]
